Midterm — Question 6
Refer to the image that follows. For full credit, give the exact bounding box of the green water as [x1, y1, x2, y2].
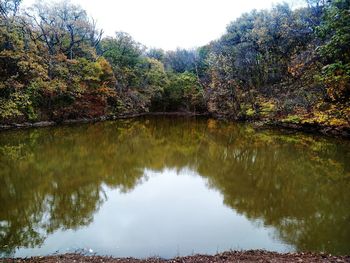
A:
[0, 117, 349, 258]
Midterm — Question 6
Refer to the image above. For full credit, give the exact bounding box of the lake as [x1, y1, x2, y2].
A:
[0, 117, 349, 258]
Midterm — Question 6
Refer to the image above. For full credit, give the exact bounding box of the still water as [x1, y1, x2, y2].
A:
[0, 117, 349, 258]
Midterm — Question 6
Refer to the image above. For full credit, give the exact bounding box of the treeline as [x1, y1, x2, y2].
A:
[0, 0, 349, 128]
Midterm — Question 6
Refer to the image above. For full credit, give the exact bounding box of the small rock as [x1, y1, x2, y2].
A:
[14, 123, 32, 128]
[0, 125, 11, 130]
[32, 121, 55, 127]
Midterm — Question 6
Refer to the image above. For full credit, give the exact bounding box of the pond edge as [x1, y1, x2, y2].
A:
[0, 112, 349, 139]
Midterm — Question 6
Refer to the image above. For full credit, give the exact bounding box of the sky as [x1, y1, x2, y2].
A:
[21, 0, 301, 51]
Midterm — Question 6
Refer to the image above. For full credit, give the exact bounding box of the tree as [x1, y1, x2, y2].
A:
[161, 72, 205, 112]
[101, 32, 144, 91]
[164, 48, 197, 73]
[26, 1, 99, 59]
[0, 0, 21, 22]
[317, 0, 350, 101]
[0, 0, 23, 50]
[146, 47, 165, 62]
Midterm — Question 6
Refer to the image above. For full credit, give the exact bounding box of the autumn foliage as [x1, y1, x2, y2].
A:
[0, 0, 349, 131]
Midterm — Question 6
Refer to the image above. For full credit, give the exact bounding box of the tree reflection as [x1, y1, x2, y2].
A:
[0, 117, 349, 256]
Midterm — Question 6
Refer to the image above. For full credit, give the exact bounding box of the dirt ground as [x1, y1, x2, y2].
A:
[3, 250, 350, 263]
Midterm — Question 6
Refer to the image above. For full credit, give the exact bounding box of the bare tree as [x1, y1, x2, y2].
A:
[0, 0, 22, 49]
[25, 1, 102, 59]
[0, 0, 21, 22]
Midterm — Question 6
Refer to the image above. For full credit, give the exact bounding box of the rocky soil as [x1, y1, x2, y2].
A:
[3, 250, 350, 263]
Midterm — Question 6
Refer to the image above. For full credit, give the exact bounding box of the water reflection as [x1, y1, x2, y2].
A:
[0, 117, 349, 257]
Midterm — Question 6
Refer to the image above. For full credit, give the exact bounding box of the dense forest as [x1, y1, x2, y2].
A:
[0, 0, 349, 133]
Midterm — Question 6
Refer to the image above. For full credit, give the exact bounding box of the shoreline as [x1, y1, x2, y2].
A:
[0, 112, 348, 139]
[3, 250, 350, 262]
[0, 112, 208, 129]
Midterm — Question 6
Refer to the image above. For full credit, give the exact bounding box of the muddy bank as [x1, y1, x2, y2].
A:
[3, 251, 350, 263]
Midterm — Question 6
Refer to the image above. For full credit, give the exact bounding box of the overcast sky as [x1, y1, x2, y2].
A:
[22, 0, 300, 51]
